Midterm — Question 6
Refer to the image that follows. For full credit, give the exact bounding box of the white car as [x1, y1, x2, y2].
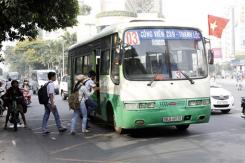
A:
[210, 84, 234, 114]
[60, 75, 69, 100]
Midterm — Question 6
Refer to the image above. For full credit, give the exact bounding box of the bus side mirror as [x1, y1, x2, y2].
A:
[208, 49, 214, 65]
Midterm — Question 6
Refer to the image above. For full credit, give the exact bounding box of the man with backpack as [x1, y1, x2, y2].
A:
[39, 72, 67, 135]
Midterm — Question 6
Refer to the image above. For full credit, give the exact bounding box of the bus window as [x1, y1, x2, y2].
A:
[100, 50, 110, 75]
[83, 56, 89, 73]
[83, 55, 94, 74]
[75, 57, 83, 74]
[111, 34, 120, 84]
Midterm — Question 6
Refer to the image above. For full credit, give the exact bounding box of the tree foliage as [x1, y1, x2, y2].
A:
[0, 0, 79, 47]
[4, 32, 77, 76]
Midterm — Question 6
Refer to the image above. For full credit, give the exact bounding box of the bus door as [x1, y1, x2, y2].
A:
[95, 49, 102, 115]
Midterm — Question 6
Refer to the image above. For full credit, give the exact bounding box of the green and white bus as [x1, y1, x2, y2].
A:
[68, 20, 213, 133]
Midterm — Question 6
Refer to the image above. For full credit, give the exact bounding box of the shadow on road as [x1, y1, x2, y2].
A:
[126, 127, 191, 138]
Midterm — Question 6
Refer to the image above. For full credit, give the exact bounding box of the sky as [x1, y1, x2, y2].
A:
[162, 0, 239, 35]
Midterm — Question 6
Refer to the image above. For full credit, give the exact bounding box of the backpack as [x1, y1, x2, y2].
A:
[68, 83, 81, 110]
[38, 82, 50, 105]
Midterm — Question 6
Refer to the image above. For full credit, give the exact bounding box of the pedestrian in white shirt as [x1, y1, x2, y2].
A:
[41, 72, 67, 135]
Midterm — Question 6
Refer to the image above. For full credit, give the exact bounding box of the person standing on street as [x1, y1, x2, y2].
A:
[84, 70, 99, 115]
[42, 72, 67, 135]
[70, 75, 93, 134]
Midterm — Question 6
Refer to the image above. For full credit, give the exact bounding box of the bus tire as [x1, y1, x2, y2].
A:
[113, 114, 124, 134]
[107, 103, 124, 134]
[176, 124, 189, 131]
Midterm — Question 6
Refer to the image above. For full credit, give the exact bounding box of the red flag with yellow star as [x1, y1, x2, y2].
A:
[208, 15, 229, 38]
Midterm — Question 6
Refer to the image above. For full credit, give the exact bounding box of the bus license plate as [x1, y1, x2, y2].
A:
[163, 116, 183, 122]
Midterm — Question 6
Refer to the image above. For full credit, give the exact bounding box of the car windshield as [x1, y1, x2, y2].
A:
[123, 28, 208, 81]
[37, 72, 48, 80]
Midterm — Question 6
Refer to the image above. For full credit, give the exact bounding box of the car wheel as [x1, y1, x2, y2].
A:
[176, 124, 190, 131]
[221, 109, 230, 114]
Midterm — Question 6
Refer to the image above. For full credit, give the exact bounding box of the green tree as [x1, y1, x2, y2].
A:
[61, 31, 77, 49]
[4, 31, 77, 76]
[0, 0, 79, 48]
[4, 39, 48, 74]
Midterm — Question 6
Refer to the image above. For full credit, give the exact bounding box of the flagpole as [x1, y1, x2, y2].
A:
[207, 15, 212, 50]
[231, 6, 236, 59]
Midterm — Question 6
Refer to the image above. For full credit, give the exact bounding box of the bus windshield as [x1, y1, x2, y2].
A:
[123, 28, 208, 81]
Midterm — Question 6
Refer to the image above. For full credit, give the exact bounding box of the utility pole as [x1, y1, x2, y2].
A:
[62, 41, 65, 77]
[231, 6, 236, 58]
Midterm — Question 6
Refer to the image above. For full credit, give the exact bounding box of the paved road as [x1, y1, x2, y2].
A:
[1, 80, 245, 163]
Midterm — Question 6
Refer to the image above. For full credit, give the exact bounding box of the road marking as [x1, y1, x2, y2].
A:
[54, 157, 126, 163]
[12, 140, 16, 146]
[51, 137, 56, 140]
[50, 142, 89, 155]
[32, 124, 58, 131]
[83, 133, 116, 139]
[34, 131, 60, 134]
[32, 121, 70, 131]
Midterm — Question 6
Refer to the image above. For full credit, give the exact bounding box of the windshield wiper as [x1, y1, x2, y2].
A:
[147, 74, 157, 87]
[179, 71, 195, 84]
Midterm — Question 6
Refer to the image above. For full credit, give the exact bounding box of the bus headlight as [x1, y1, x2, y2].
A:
[188, 99, 210, 106]
[139, 102, 155, 108]
[125, 102, 156, 110]
[202, 99, 210, 105]
[125, 103, 139, 110]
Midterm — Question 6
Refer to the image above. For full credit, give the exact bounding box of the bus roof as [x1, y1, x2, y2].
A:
[68, 20, 202, 51]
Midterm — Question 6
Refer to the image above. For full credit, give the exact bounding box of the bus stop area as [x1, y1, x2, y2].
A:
[1, 87, 245, 163]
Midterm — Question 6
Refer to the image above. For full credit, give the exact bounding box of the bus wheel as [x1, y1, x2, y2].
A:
[107, 103, 123, 134]
[176, 124, 190, 131]
[113, 114, 123, 134]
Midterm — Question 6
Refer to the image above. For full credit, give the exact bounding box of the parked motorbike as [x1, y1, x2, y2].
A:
[241, 97, 245, 119]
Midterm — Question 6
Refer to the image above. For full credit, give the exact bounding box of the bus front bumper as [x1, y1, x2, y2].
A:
[120, 106, 211, 129]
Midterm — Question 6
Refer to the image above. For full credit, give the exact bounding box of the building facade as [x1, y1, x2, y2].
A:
[125, 0, 163, 17]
